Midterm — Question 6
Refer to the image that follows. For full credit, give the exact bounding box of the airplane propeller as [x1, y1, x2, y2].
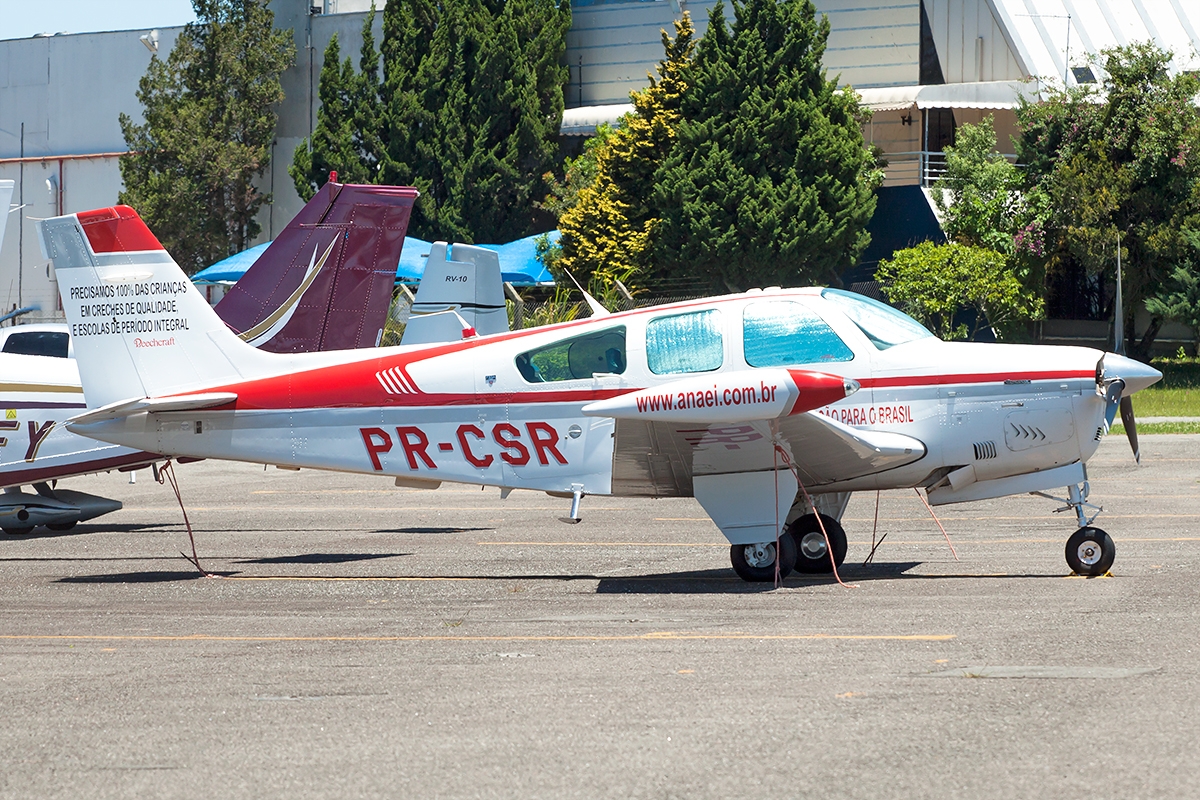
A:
[1096, 354, 1156, 464]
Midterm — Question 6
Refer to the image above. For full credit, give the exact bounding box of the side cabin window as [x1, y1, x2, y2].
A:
[646, 309, 723, 375]
[1, 331, 70, 359]
[516, 326, 626, 382]
[743, 301, 854, 367]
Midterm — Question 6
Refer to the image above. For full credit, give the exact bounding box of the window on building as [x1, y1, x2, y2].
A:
[516, 327, 626, 382]
[820, 288, 933, 350]
[646, 309, 723, 375]
[743, 301, 854, 366]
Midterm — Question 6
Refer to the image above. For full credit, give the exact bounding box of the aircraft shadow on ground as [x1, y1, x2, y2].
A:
[595, 562, 1061, 593]
[0, 523, 174, 542]
[57, 570, 240, 584]
[373, 527, 494, 535]
[237, 552, 408, 565]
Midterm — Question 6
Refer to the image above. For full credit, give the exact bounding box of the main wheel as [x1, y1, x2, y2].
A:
[788, 513, 848, 574]
[1065, 527, 1115, 576]
[730, 535, 798, 582]
[1, 526, 34, 536]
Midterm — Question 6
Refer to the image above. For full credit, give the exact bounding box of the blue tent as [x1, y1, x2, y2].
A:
[192, 233, 557, 287]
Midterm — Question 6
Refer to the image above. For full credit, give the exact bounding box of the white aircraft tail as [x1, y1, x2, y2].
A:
[401, 242, 509, 345]
[39, 206, 275, 408]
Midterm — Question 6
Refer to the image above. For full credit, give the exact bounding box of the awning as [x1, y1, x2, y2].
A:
[852, 80, 1034, 112]
[560, 103, 634, 136]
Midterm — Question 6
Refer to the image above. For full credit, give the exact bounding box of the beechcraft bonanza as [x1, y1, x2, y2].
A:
[41, 204, 1161, 579]
[0, 180, 418, 534]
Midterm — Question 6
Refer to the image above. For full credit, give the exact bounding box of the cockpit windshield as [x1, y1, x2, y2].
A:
[820, 288, 934, 350]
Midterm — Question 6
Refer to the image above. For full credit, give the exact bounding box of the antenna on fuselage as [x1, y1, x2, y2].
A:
[562, 269, 610, 318]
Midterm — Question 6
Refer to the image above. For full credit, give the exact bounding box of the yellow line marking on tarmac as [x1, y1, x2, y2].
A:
[0, 632, 955, 643]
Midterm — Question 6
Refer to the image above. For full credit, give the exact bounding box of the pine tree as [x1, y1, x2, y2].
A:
[290, 5, 383, 199]
[653, 0, 880, 291]
[555, 15, 696, 290]
[378, 0, 570, 242]
[119, 0, 295, 274]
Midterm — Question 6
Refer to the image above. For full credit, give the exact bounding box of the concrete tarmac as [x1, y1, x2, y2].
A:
[1, 434, 1198, 799]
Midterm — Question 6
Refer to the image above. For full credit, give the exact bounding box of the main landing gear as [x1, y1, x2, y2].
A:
[728, 513, 849, 582]
[1035, 482, 1116, 577]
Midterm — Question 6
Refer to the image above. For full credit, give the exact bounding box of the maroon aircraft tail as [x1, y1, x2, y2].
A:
[214, 180, 419, 353]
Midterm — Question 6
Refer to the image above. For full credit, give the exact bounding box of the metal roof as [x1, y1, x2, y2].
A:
[990, 0, 1200, 86]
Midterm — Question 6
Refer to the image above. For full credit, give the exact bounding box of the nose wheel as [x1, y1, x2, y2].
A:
[730, 534, 798, 582]
[1065, 526, 1115, 576]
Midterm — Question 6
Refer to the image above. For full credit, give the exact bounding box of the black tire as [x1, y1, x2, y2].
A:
[1, 526, 34, 536]
[730, 534, 798, 582]
[47, 521, 77, 532]
[1065, 526, 1115, 576]
[788, 513, 848, 574]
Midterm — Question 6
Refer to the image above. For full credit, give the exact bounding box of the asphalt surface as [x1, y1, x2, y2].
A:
[1, 435, 1199, 799]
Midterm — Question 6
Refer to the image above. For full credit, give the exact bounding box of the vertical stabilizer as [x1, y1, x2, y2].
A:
[39, 206, 274, 408]
[215, 181, 419, 353]
[401, 242, 509, 345]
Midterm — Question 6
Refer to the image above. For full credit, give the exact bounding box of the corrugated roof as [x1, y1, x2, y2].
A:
[990, 0, 1200, 86]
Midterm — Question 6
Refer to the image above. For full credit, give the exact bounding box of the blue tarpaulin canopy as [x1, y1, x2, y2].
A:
[191, 233, 557, 287]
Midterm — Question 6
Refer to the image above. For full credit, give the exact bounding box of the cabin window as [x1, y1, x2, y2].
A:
[1, 331, 70, 359]
[646, 310, 723, 374]
[515, 326, 626, 382]
[743, 301, 854, 367]
[820, 288, 934, 350]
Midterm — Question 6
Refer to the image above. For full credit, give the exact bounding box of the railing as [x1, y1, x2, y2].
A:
[880, 151, 1017, 188]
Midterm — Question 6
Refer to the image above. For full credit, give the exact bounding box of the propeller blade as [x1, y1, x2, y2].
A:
[1119, 394, 1140, 464]
[1103, 379, 1124, 430]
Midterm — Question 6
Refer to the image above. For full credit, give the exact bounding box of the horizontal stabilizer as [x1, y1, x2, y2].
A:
[67, 392, 238, 426]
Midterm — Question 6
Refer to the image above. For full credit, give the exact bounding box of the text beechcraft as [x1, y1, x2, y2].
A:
[41, 206, 1160, 581]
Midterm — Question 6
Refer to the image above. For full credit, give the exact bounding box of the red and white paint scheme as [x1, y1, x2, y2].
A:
[1, 182, 416, 535]
[41, 206, 1161, 580]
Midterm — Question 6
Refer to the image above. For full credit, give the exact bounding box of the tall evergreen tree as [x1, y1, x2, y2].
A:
[119, 0, 295, 273]
[291, 5, 382, 199]
[653, 0, 880, 291]
[555, 15, 696, 289]
[378, 0, 571, 242]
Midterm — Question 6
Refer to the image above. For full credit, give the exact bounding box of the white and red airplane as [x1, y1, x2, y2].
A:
[39, 205, 1160, 579]
[0, 181, 417, 534]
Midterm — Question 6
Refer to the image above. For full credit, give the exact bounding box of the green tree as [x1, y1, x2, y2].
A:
[291, 5, 382, 199]
[1145, 228, 1200, 354]
[877, 241, 1044, 341]
[119, 0, 295, 274]
[1016, 42, 1200, 358]
[553, 14, 696, 291]
[377, 0, 571, 243]
[653, 0, 881, 292]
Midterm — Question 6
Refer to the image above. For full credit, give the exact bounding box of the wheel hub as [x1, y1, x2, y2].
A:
[742, 542, 777, 569]
[1076, 540, 1102, 566]
[799, 531, 828, 559]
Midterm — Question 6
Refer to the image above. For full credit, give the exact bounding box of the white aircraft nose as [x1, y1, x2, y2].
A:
[1104, 353, 1163, 395]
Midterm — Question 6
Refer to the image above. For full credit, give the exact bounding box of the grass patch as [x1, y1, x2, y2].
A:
[1111, 421, 1200, 435]
[1129, 388, 1200, 417]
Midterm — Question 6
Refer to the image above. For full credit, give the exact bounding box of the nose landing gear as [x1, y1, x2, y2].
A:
[1035, 481, 1114, 576]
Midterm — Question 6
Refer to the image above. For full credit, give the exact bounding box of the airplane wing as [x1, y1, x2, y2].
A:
[610, 411, 926, 497]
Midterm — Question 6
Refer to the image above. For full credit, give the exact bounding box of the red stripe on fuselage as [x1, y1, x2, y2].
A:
[858, 370, 1095, 389]
[76, 206, 165, 254]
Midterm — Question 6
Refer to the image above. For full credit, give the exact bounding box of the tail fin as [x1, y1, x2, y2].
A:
[39, 206, 273, 408]
[400, 242, 508, 345]
[214, 181, 418, 353]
